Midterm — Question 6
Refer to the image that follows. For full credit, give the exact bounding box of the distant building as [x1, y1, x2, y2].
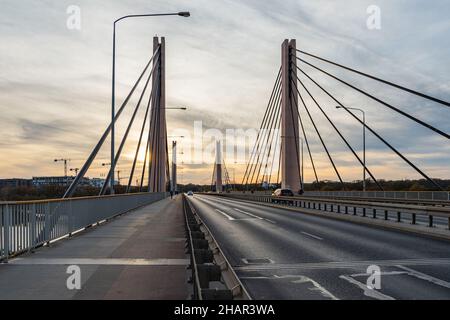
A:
[89, 178, 107, 188]
[32, 176, 75, 187]
[0, 178, 32, 189]
[31, 176, 107, 188]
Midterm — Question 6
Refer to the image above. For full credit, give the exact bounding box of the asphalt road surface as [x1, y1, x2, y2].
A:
[188, 194, 450, 300]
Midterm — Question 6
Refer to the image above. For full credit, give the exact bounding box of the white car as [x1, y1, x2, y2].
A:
[187, 191, 194, 196]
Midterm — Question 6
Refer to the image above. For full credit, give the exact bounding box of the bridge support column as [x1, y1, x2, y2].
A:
[215, 140, 223, 193]
[149, 36, 167, 192]
[281, 39, 301, 193]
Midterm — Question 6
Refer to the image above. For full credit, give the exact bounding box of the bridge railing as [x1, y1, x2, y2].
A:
[0, 192, 168, 261]
[303, 191, 450, 201]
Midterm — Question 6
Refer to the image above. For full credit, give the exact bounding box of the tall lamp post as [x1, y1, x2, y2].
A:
[299, 137, 304, 191]
[110, 11, 190, 195]
[336, 106, 366, 192]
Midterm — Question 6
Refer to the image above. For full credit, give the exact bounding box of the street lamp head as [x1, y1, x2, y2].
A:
[178, 11, 190, 17]
[180, 107, 187, 110]
[335, 106, 342, 109]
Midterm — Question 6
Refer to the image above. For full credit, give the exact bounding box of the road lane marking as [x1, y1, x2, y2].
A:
[238, 274, 338, 300]
[234, 208, 262, 219]
[234, 258, 450, 271]
[339, 275, 395, 300]
[396, 265, 450, 289]
[234, 208, 277, 224]
[288, 275, 339, 300]
[301, 231, 323, 241]
[215, 209, 235, 220]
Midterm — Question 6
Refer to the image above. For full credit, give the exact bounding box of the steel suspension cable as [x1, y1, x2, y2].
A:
[241, 68, 281, 186]
[294, 57, 450, 139]
[139, 137, 150, 191]
[260, 106, 282, 186]
[298, 67, 443, 190]
[100, 54, 159, 195]
[251, 85, 283, 186]
[291, 71, 383, 190]
[245, 76, 282, 187]
[292, 77, 344, 186]
[267, 116, 281, 187]
[296, 49, 450, 108]
[126, 68, 159, 192]
[290, 87, 319, 183]
[63, 46, 160, 198]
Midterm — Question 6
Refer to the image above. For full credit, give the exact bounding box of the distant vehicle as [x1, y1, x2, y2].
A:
[271, 188, 294, 204]
[272, 188, 294, 197]
[187, 191, 194, 196]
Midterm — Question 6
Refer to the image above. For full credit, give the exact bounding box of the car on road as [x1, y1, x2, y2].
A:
[271, 188, 294, 204]
[187, 191, 194, 196]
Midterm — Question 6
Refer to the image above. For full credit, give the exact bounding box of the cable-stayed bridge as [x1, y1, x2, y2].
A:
[1, 37, 450, 300]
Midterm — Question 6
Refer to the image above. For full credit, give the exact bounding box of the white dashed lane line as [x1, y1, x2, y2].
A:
[301, 231, 323, 241]
[214, 209, 235, 221]
[234, 208, 277, 224]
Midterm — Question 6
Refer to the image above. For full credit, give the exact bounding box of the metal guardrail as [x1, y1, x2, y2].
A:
[0, 192, 168, 261]
[183, 195, 251, 300]
[211, 193, 450, 230]
[304, 191, 450, 201]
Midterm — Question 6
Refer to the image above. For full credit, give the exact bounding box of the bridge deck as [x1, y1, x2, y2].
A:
[0, 195, 189, 299]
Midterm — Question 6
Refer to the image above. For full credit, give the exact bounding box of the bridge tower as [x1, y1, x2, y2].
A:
[215, 140, 223, 193]
[281, 39, 301, 193]
[148, 36, 168, 192]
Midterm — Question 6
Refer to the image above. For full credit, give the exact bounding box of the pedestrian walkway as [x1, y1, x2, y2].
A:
[0, 195, 189, 299]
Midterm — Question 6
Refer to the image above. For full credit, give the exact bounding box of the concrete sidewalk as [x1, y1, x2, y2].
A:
[0, 195, 189, 300]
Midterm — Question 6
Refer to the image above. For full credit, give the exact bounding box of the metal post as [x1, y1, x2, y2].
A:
[159, 37, 167, 192]
[111, 23, 116, 195]
[362, 111, 366, 192]
[30, 204, 36, 249]
[172, 141, 177, 193]
[3, 205, 10, 262]
[281, 39, 301, 193]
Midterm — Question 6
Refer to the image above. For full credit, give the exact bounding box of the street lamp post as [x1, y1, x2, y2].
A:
[299, 137, 304, 191]
[111, 12, 190, 195]
[336, 106, 366, 192]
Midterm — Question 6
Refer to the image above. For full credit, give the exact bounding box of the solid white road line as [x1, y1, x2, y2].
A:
[301, 231, 323, 241]
[339, 275, 395, 300]
[215, 209, 235, 220]
[396, 265, 450, 289]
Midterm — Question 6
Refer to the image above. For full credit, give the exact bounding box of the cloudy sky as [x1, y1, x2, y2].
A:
[0, 0, 449, 185]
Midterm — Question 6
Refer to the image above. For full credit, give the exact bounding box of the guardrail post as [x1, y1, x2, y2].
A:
[384, 210, 388, 220]
[362, 208, 366, 217]
[448, 217, 450, 230]
[411, 213, 416, 225]
[353, 207, 356, 215]
[337, 205, 340, 213]
[45, 202, 50, 246]
[30, 204, 36, 250]
[397, 211, 401, 222]
[3, 205, 10, 262]
[428, 215, 433, 228]
[344, 206, 348, 214]
[372, 209, 377, 219]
